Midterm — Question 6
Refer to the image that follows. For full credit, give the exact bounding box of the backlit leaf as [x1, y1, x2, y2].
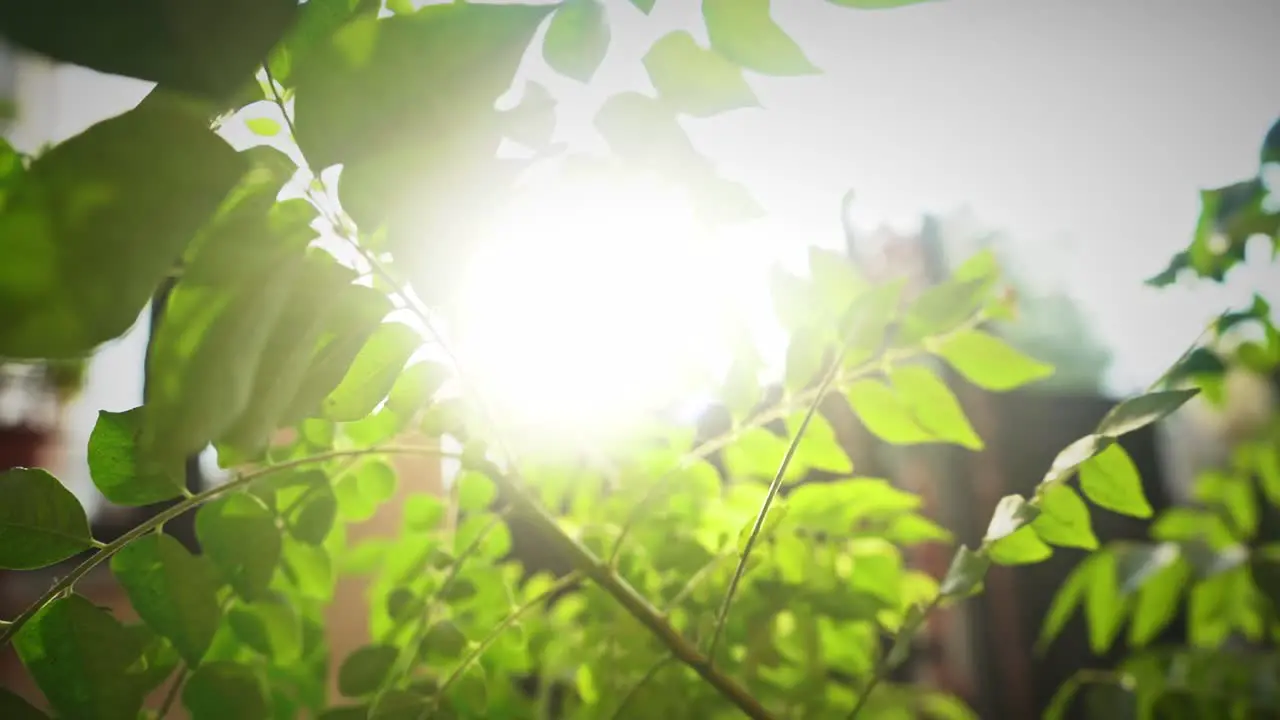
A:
[543, 0, 610, 83]
[846, 379, 934, 444]
[933, 329, 1054, 391]
[195, 493, 282, 601]
[890, 365, 983, 449]
[1085, 549, 1127, 654]
[643, 31, 758, 117]
[702, 0, 819, 76]
[984, 494, 1040, 543]
[1036, 554, 1096, 653]
[1078, 444, 1153, 519]
[87, 408, 185, 506]
[0, 468, 95, 570]
[228, 597, 303, 663]
[1095, 389, 1199, 439]
[110, 533, 221, 665]
[246, 117, 282, 136]
[987, 526, 1052, 566]
[1032, 483, 1098, 550]
[323, 322, 422, 422]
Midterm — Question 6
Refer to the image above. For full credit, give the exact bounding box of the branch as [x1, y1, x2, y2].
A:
[847, 595, 942, 719]
[0, 445, 445, 647]
[608, 654, 675, 720]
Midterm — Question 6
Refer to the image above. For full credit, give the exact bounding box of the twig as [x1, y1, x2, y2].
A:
[0, 445, 446, 647]
[608, 655, 675, 720]
[846, 595, 942, 719]
[157, 664, 188, 718]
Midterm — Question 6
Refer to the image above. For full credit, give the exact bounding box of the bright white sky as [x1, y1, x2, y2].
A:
[15, 0, 1280, 504]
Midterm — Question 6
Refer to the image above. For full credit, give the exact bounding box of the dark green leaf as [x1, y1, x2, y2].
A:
[1036, 555, 1096, 653]
[0, 1, 299, 102]
[420, 620, 469, 661]
[290, 484, 338, 546]
[1032, 483, 1098, 550]
[339, 644, 399, 697]
[890, 365, 983, 449]
[127, 624, 181, 694]
[846, 379, 934, 444]
[183, 661, 269, 720]
[939, 545, 990, 599]
[643, 31, 758, 117]
[323, 322, 422, 422]
[0, 468, 95, 569]
[228, 597, 303, 663]
[702, 0, 819, 76]
[1129, 553, 1188, 647]
[1095, 389, 1199, 439]
[1078, 444, 1153, 519]
[933, 329, 1054, 391]
[195, 493, 282, 601]
[0, 96, 244, 358]
[87, 407, 184, 506]
[13, 595, 148, 720]
[543, 0, 610, 83]
[110, 533, 221, 665]
[1085, 549, 1127, 654]
[0, 689, 46, 720]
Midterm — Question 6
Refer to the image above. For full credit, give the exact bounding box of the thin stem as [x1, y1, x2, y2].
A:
[608, 655, 674, 720]
[261, 62, 301, 152]
[663, 549, 734, 615]
[0, 445, 445, 648]
[157, 665, 188, 718]
[846, 595, 942, 720]
[425, 572, 585, 718]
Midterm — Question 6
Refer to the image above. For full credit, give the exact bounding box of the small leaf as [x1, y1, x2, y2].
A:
[1129, 554, 1189, 648]
[0, 689, 46, 720]
[420, 620, 468, 661]
[457, 470, 498, 512]
[543, 0, 610, 83]
[890, 365, 983, 449]
[13, 595, 148, 720]
[339, 645, 399, 697]
[1036, 555, 1096, 653]
[1032, 484, 1098, 550]
[987, 526, 1053, 566]
[984, 494, 1040, 543]
[629, 0, 657, 13]
[576, 664, 599, 705]
[245, 117, 282, 136]
[183, 661, 269, 720]
[933, 329, 1054, 391]
[643, 31, 758, 117]
[88, 408, 185, 506]
[323, 322, 422, 422]
[1078, 444, 1153, 519]
[110, 533, 222, 665]
[0, 468, 95, 570]
[939, 545, 990, 599]
[702, 0, 819, 76]
[846, 379, 934, 444]
[386, 360, 450, 417]
[228, 597, 302, 663]
[1095, 389, 1199, 439]
[1085, 549, 1127, 654]
[290, 484, 338, 546]
[195, 493, 282, 601]
[1040, 434, 1111, 486]
[403, 493, 446, 532]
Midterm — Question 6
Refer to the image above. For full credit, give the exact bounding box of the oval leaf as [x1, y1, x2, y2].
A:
[323, 322, 422, 422]
[543, 0, 610, 83]
[195, 493, 282, 601]
[110, 533, 222, 665]
[890, 365, 983, 450]
[643, 31, 758, 117]
[0, 468, 95, 570]
[339, 644, 399, 697]
[702, 0, 819, 76]
[1031, 483, 1098, 550]
[846, 379, 934, 444]
[933, 329, 1054, 391]
[88, 407, 185, 506]
[183, 661, 269, 720]
[1078, 444, 1153, 519]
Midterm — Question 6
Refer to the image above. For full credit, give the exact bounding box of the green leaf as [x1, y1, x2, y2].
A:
[281, 536, 337, 601]
[987, 526, 1053, 566]
[228, 597, 303, 663]
[386, 360, 450, 417]
[195, 493, 282, 601]
[0, 96, 245, 358]
[939, 545, 990, 599]
[457, 470, 498, 512]
[87, 407, 185, 506]
[1095, 389, 1199, 439]
[420, 620, 469, 661]
[932, 329, 1054, 391]
[0, 468, 95, 570]
[984, 494, 1040, 543]
[183, 661, 269, 720]
[1040, 434, 1111, 486]
[339, 644, 399, 697]
[890, 365, 983, 449]
[500, 81, 558, 150]
[643, 31, 758, 117]
[543, 0, 610, 83]
[1129, 554, 1189, 648]
[1085, 549, 1127, 654]
[290, 484, 338, 546]
[245, 117, 282, 137]
[110, 533, 222, 665]
[808, 246, 866, 319]
[0, 2, 299, 102]
[403, 493, 447, 533]
[595, 91, 705, 175]
[323, 322, 422, 422]
[1036, 555, 1096, 653]
[846, 379, 934, 444]
[0, 689, 46, 720]
[1032, 483, 1098, 550]
[1078, 444, 1153, 519]
[13, 595, 148, 720]
[701, 0, 819, 76]
[629, 0, 657, 13]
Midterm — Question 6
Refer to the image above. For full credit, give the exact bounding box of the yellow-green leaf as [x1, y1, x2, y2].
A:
[890, 365, 983, 449]
[1032, 483, 1098, 550]
[933, 329, 1054, 391]
[702, 0, 819, 76]
[1078, 444, 1153, 519]
[846, 379, 934, 444]
[643, 31, 758, 117]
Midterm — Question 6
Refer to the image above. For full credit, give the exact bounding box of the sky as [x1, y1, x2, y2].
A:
[9, 0, 1279, 507]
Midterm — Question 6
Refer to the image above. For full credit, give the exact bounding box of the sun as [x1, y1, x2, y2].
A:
[449, 163, 737, 449]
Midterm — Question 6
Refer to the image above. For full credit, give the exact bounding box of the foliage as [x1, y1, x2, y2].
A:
[0, 2, 1253, 720]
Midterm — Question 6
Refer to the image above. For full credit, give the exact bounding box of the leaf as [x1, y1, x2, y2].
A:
[110, 533, 222, 665]
[0, 1, 299, 102]
[987, 526, 1053, 566]
[1040, 434, 1111, 486]
[1036, 555, 1096, 653]
[0, 689, 46, 720]
[195, 493, 282, 601]
[183, 662, 269, 720]
[290, 484, 338, 546]
[984, 494, 1040, 543]
[142, 180, 313, 469]
[808, 245, 866, 318]
[420, 620, 468, 661]
[643, 31, 758, 117]
[457, 471, 498, 512]
[701, 0, 819, 76]
[629, 0, 657, 13]
[323, 322, 422, 422]
[1032, 483, 1099, 550]
[594, 91, 705, 175]
[1129, 554, 1189, 647]
[339, 645, 399, 697]
[87, 407, 185, 506]
[939, 545, 990, 599]
[386, 360, 450, 417]
[246, 117, 282, 137]
[13, 595, 148, 720]
[932, 329, 1054, 391]
[543, 0, 610, 83]
[228, 597, 303, 663]
[1078, 444, 1153, 519]
[0, 95, 245, 358]
[500, 81, 558, 150]
[890, 365, 983, 449]
[0, 468, 95, 570]
[1095, 389, 1199, 439]
[846, 379, 934, 444]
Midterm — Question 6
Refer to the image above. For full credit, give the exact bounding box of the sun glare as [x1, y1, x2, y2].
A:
[451, 166, 735, 447]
